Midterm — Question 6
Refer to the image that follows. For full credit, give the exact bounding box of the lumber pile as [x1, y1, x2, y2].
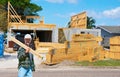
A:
[34, 39, 68, 64]
[35, 34, 104, 64]
[110, 36, 120, 52]
[69, 34, 104, 62]
[44, 34, 104, 64]
[108, 36, 120, 59]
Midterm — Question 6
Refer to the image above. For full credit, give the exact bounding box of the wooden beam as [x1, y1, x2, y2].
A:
[9, 23, 56, 29]
[38, 42, 67, 49]
[10, 15, 21, 18]
[10, 37, 48, 59]
[26, 16, 40, 19]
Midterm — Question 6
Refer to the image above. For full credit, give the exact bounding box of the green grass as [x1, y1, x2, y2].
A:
[75, 59, 120, 66]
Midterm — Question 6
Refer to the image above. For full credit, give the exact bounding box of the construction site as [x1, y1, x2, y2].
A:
[1, 2, 120, 66]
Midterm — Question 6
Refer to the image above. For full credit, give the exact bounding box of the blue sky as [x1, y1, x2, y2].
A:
[31, 0, 120, 27]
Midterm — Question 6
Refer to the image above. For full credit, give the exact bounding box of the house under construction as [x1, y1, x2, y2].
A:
[6, 2, 120, 65]
[7, 2, 101, 49]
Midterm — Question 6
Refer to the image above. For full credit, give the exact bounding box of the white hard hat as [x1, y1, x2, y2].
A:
[24, 34, 32, 39]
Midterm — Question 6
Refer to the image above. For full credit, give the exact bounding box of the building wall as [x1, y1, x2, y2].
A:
[7, 28, 58, 48]
[52, 28, 58, 42]
[7, 27, 101, 48]
[63, 28, 101, 41]
[100, 29, 112, 47]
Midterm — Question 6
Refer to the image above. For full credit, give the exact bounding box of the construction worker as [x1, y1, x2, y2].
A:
[17, 34, 35, 77]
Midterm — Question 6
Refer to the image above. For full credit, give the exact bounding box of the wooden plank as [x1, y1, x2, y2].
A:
[110, 44, 120, 46]
[10, 15, 21, 18]
[8, 2, 23, 23]
[110, 36, 120, 44]
[38, 42, 67, 49]
[26, 16, 40, 19]
[36, 47, 53, 53]
[110, 46, 120, 52]
[70, 11, 87, 28]
[10, 37, 44, 58]
[10, 23, 56, 29]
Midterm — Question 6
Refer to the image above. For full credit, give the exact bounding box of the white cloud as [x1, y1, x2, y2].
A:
[55, 13, 67, 18]
[87, 7, 120, 19]
[87, 10, 102, 18]
[55, 12, 77, 18]
[45, 0, 78, 4]
[87, 7, 120, 26]
[103, 7, 120, 18]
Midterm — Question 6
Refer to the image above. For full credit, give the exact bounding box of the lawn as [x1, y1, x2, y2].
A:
[75, 59, 120, 66]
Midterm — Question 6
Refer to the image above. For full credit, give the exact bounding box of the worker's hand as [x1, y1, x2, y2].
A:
[26, 48, 30, 53]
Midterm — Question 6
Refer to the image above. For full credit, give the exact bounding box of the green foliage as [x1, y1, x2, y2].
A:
[87, 16, 96, 29]
[0, 0, 7, 5]
[75, 59, 120, 66]
[67, 21, 71, 28]
[0, 0, 42, 15]
[0, 0, 42, 32]
[0, 5, 7, 32]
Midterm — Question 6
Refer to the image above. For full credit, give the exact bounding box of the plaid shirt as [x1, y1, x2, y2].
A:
[17, 43, 35, 71]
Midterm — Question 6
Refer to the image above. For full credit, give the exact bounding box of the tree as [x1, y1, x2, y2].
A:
[0, 5, 7, 32]
[87, 16, 96, 29]
[67, 21, 71, 28]
[0, 0, 42, 32]
[0, 0, 42, 16]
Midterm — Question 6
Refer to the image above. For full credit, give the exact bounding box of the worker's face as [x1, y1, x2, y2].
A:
[24, 38, 31, 45]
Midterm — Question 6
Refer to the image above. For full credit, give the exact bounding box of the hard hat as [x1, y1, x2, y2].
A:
[24, 34, 32, 39]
